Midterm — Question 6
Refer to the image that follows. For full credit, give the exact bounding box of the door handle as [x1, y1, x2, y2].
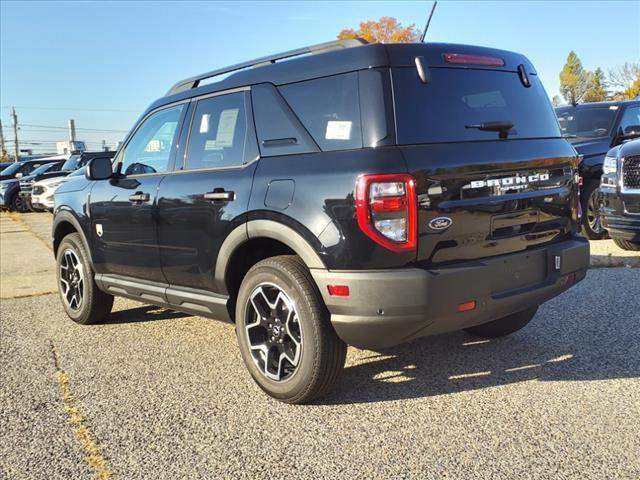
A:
[129, 192, 150, 203]
[204, 190, 235, 202]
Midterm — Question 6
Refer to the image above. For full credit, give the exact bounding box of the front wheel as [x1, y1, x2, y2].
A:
[582, 179, 607, 240]
[10, 194, 28, 213]
[56, 233, 113, 324]
[464, 307, 538, 338]
[235, 255, 347, 404]
[613, 238, 640, 251]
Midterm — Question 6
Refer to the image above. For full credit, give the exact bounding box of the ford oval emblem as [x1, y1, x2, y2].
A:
[429, 216, 453, 230]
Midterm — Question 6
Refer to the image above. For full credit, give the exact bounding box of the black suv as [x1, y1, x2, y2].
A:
[53, 40, 589, 403]
[555, 100, 640, 239]
[600, 138, 640, 250]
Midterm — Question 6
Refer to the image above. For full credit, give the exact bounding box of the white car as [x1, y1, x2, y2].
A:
[31, 175, 71, 211]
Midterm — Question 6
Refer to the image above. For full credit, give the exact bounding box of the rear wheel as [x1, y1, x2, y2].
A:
[613, 238, 640, 251]
[56, 233, 113, 324]
[582, 179, 607, 240]
[235, 255, 347, 404]
[464, 307, 538, 338]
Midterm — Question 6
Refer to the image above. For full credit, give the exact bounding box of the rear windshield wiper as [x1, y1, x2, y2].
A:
[466, 121, 514, 139]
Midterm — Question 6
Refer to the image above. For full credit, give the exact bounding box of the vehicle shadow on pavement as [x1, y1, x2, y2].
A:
[321, 306, 639, 405]
[105, 305, 191, 324]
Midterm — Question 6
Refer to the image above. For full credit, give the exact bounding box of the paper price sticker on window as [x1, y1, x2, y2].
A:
[325, 121, 352, 140]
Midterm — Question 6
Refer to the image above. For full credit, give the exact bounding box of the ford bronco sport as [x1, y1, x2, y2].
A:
[53, 39, 590, 403]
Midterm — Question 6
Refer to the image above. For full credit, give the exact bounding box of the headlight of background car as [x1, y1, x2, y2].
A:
[602, 156, 617, 174]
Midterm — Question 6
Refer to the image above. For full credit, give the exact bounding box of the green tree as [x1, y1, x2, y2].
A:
[552, 95, 562, 107]
[559, 51, 589, 105]
[583, 68, 608, 102]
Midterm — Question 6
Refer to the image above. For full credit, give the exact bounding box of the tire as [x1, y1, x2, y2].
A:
[581, 179, 607, 240]
[464, 307, 538, 339]
[56, 233, 113, 325]
[613, 238, 640, 251]
[235, 255, 347, 404]
[9, 194, 28, 213]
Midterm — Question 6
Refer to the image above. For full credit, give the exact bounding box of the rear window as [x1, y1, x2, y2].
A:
[393, 67, 560, 144]
[279, 72, 363, 151]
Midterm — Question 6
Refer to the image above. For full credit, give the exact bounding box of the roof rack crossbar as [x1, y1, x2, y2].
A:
[166, 38, 367, 96]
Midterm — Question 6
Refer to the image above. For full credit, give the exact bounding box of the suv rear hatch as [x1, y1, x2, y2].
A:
[389, 44, 579, 266]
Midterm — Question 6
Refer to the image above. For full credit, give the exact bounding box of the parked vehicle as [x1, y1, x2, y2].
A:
[32, 168, 87, 212]
[555, 100, 640, 239]
[0, 158, 65, 211]
[599, 138, 640, 251]
[53, 40, 589, 403]
[0, 162, 12, 171]
[22, 151, 115, 211]
[18, 160, 66, 210]
[0, 157, 62, 181]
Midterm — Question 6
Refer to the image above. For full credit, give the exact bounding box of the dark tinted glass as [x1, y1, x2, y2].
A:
[279, 72, 363, 151]
[618, 106, 640, 134]
[556, 105, 618, 138]
[393, 67, 560, 144]
[186, 93, 247, 169]
[61, 155, 81, 171]
[30, 162, 59, 176]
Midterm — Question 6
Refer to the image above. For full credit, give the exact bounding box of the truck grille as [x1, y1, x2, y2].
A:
[20, 182, 33, 193]
[623, 155, 640, 189]
[32, 185, 45, 195]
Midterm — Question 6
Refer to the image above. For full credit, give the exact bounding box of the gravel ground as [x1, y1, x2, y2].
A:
[1, 269, 639, 479]
[1, 211, 639, 479]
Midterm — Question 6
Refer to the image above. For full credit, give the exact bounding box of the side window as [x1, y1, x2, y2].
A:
[119, 104, 183, 176]
[619, 106, 640, 135]
[185, 93, 247, 169]
[279, 72, 363, 151]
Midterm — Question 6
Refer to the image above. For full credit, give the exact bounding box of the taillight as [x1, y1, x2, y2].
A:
[355, 174, 417, 252]
[443, 53, 505, 67]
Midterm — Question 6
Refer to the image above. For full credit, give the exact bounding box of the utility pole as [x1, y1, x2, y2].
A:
[0, 118, 5, 155]
[101, 139, 107, 151]
[11, 107, 19, 162]
[68, 119, 76, 142]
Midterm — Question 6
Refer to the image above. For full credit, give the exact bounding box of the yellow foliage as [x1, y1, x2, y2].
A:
[338, 16, 420, 44]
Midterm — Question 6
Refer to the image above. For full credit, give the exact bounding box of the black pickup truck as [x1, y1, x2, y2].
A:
[556, 100, 640, 238]
[53, 40, 589, 403]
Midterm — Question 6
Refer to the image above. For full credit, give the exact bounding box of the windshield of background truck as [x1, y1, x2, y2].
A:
[555, 106, 618, 138]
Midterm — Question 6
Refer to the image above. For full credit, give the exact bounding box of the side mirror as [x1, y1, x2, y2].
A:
[15, 173, 22, 179]
[621, 125, 640, 140]
[85, 157, 113, 180]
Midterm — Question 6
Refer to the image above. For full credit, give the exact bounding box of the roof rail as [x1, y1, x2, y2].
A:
[166, 38, 368, 96]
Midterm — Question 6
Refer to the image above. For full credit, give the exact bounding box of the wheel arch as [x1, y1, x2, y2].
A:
[215, 219, 325, 297]
[52, 211, 94, 266]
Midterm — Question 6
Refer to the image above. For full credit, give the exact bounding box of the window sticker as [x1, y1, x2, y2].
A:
[325, 120, 352, 140]
[199, 114, 211, 133]
[204, 108, 239, 150]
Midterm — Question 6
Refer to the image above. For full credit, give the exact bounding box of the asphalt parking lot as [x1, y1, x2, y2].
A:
[1, 211, 639, 479]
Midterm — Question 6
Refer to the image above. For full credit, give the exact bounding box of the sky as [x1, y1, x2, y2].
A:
[1, 0, 639, 153]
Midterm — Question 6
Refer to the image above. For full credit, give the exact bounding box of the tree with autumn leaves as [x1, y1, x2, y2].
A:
[338, 16, 420, 43]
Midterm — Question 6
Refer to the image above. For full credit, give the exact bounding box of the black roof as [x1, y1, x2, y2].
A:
[146, 41, 536, 115]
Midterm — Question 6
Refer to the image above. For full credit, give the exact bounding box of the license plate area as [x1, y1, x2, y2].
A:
[491, 250, 547, 295]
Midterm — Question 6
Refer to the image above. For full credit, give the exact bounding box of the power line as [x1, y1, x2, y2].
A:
[0, 105, 138, 113]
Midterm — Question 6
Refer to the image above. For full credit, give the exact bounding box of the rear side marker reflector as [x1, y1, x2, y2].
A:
[328, 285, 350, 297]
[443, 53, 505, 67]
[457, 300, 476, 312]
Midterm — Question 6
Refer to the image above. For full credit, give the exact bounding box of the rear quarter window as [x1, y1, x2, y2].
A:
[278, 72, 363, 151]
[393, 67, 560, 144]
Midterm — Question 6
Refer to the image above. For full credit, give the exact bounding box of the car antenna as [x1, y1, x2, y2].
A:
[420, 1, 438, 42]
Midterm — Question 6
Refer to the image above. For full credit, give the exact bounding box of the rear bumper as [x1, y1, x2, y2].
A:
[312, 237, 589, 349]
